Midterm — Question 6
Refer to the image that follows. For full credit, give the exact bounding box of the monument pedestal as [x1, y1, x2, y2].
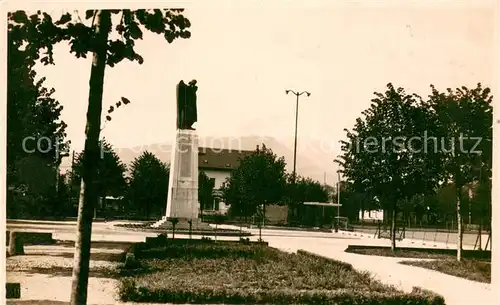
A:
[152, 129, 209, 229]
[153, 217, 213, 231]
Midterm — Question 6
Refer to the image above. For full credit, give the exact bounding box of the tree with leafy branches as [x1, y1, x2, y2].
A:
[432, 183, 460, 226]
[7, 9, 191, 304]
[426, 83, 493, 261]
[471, 179, 492, 229]
[198, 170, 215, 212]
[285, 174, 330, 226]
[7, 19, 69, 218]
[293, 175, 330, 203]
[221, 144, 288, 223]
[71, 139, 127, 216]
[331, 179, 377, 224]
[127, 151, 170, 219]
[322, 183, 336, 203]
[337, 182, 377, 223]
[337, 83, 442, 251]
[469, 179, 492, 250]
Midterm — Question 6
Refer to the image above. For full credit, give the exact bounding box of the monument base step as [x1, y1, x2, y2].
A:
[152, 218, 214, 231]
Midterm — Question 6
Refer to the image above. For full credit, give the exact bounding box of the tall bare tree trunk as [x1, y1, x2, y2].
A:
[262, 201, 266, 227]
[456, 186, 463, 261]
[70, 10, 111, 305]
[361, 201, 365, 226]
[8, 231, 24, 256]
[391, 206, 397, 251]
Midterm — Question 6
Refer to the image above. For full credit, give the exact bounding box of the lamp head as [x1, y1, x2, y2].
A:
[285, 90, 290, 95]
[306, 92, 311, 97]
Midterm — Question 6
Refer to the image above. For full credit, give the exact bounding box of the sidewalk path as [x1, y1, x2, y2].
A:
[254, 230, 494, 305]
[6, 221, 495, 305]
[217, 225, 494, 305]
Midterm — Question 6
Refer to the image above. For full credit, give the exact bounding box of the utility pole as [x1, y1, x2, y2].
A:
[69, 150, 75, 204]
[337, 171, 341, 227]
[56, 151, 70, 197]
[71, 150, 75, 170]
[285, 89, 310, 184]
[285, 89, 310, 224]
[55, 163, 60, 194]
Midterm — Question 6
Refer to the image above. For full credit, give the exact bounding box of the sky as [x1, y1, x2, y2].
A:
[12, 1, 498, 178]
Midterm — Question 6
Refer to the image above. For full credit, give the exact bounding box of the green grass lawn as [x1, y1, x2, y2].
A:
[346, 246, 491, 283]
[348, 247, 445, 259]
[400, 259, 491, 283]
[118, 241, 444, 304]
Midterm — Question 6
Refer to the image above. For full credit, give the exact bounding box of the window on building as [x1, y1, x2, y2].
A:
[214, 197, 220, 210]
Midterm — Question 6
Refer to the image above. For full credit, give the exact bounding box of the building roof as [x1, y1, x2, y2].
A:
[303, 202, 341, 207]
[198, 147, 253, 171]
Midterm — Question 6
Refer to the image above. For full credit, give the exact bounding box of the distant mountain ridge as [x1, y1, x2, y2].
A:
[61, 135, 338, 185]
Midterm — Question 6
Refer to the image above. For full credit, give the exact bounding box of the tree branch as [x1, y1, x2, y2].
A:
[74, 10, 82, 23]
[91, 10, 97, 28]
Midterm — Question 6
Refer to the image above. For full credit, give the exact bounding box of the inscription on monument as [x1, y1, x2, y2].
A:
[179, 141, 192, 178]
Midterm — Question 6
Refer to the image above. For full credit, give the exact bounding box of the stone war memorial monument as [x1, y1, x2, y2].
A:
[152, 80, 211, 231]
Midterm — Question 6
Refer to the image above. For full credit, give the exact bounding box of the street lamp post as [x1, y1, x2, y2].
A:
[361, 178, 370, 227]
[285, 89, 311, 183]
[337, 170, 341, 222]
[55, 152, 70, 194]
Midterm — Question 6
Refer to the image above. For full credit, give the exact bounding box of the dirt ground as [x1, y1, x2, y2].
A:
[6, 241, 131, 305]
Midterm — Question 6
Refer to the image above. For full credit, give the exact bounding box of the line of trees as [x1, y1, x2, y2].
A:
[220, 144, 333, 227]
[7, 14, 70, 219]
[336, 83, 493, 260]
[7, 8, 194, 305]
[7, 142, 217, 222]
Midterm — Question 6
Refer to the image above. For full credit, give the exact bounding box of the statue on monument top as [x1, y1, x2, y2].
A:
[176, 80, 198, 130]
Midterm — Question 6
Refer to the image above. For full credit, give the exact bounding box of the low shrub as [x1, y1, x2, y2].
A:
[135, 243, 270, 260]
[144, 236, 267, 247]
[7, 231, 24, 256]
[124, 253, 141, 269]
[120, 286, 445, 304]
[145, 235, 169, 247]
[346, 245, 491, 261]
[6, 231, 54, 246]
[119, 242, 445, 305]
[201, 214, 229, 223]
[119, 278, 137, 298]
[6, 283, 21, 299]
[297, 250, 356, 271]
[159, 236, 215, 244]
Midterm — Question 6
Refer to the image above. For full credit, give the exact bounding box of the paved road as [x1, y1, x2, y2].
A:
[6, 220, 496, 305]
[259, 231, 492, 305]
[351, 226, 491, 249]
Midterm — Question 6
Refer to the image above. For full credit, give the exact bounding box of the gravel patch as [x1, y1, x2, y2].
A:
[6, 272, 119, 304]
[7, 256, 118, 276]
[6, 241, 132, 304]
[6, 243, 127, 277]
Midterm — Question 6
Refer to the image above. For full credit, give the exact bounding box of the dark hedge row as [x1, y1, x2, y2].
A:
[116, 223, 251, 236]
[119, 241, 445, 305]
[6, 231, 55, 246]
[136, 243, 271, 260]
[345, 245, 491, 260]
[120, 281, 445, 305]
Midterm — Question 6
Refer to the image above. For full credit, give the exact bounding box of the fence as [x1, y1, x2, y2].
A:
[352, 221, 492, 250]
